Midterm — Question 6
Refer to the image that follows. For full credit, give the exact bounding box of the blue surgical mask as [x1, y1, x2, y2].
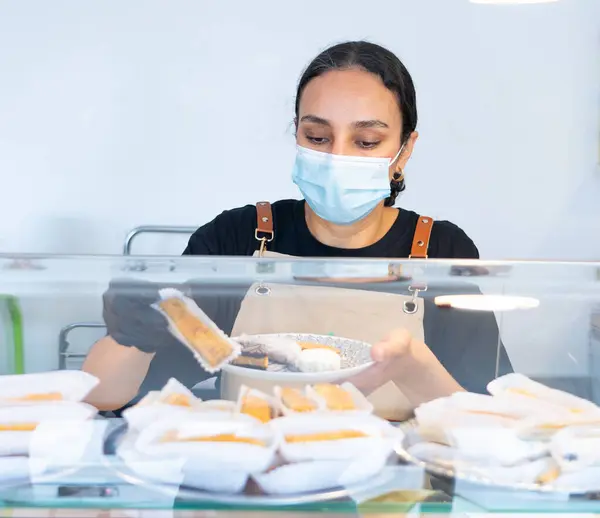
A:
[292, 145, 403, 225]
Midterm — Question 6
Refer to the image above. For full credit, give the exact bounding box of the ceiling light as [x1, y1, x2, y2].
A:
[435, 295, 539, 312]
[470, 0, 559, 3]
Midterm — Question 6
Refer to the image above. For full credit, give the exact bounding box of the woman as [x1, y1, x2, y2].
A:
[83, 41, 511, 414]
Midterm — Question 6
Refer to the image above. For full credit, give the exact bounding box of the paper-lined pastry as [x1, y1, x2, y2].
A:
[0, 371, 99, 404]
[414, 393, 531, 444]
[445, 427, 547, 466]
[235, 334, 302, 368]
[154, 288, 241, 373]
[311, 384, 355, 411]
[0, 401, 98, 456]
[297, 349, 341, 373]
[273, 413, 401, 463]
[123, 378, 204, 430]
[275, 386, 319, 415]
[307, 382, 373, 414]
[134, 416, 277, 470]
[237, 386, 278, 423]
[488, 374, 600, 416]
[407, 374, 600, 492]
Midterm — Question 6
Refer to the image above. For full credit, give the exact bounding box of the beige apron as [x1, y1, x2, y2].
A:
[222, 202, 434, 421]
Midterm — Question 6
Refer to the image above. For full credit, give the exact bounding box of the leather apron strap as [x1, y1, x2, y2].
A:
[255, 202, 274, 256]
[257, 202, 434, 259]
[409, 216, 434, 259]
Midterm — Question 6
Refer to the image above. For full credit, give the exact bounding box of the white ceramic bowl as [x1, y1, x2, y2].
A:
[220, 334, 373, 401]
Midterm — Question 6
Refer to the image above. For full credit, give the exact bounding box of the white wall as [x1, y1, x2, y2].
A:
[0, 0, 599, 374]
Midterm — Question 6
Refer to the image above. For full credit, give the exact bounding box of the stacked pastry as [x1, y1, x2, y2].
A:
[408, 373, 600, 493]
[0, 371, 98, 484]
[119, 378, 397, 495]
[232, 335, 343, 373]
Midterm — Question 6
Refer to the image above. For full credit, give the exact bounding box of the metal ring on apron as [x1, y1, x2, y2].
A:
[255, 284, 271, 296]
[403, 284, 427, 314]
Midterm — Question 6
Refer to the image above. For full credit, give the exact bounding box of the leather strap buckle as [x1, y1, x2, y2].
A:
[255, 202, 274, 257]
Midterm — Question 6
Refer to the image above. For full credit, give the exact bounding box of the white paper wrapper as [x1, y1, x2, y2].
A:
[446, 427, 548, 466]
[408, 441, 490, 471]
[445, 391, 545, 419]
[476, 458, 556, 486]
[117, 432, 186, 487]
[297, 348, 341, 373]
[123, 378, 203, 430]
[0, 456, 48, 484]
[0, 402, 97, 456]
[552, 467, 600, 493]
[117, 432, 249, 494]
[517, 413, 600, 442]
[272, 413, 401, 463]
[487, 374, 600, 416]
[29, 419, 97, 472]
[133, 415, 277, 474]
[414, 396, 520, 445]
[153, 288, 241, 374]
[408, 441, 555, 486]
[254, 449, 389, 495]
[306, 382, 373, 416]
[0, 370, 98, 404]
[198, 400, 237, 414]
[550, 425, 600, 472]
[274, 386, 323, 417]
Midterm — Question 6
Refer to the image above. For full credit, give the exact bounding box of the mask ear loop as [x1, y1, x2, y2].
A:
[390, 144, 405, 167]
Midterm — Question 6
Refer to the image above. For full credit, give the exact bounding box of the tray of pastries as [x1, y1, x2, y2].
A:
[0, 370, 99, 488]
[104, 378, 402, 505]
[395, 373, 600, 496]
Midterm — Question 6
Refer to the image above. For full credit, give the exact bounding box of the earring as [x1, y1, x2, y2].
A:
[391, 169, 404, 187]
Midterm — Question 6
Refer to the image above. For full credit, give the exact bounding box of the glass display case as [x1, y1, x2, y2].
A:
[1, 253, 600, 516]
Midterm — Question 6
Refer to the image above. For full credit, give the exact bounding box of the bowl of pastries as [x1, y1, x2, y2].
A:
[152, 288, 374, 402]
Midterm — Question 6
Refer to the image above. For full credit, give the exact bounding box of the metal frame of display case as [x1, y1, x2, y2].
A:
[57, 225, 197, 370]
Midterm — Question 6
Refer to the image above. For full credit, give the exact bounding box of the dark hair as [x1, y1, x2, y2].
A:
[295, 41, 418, 206]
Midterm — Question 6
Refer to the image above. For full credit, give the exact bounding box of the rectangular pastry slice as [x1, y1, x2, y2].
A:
[158, 297, 237, 371]
[241, 395, 273, 423]
[298, 342, 340, 354]
[161, 432, 265, 447]
[0, 423, 38, 431]
[312, 383, 356, 411]
[162, 393, 192, 407]
[280, 387, 317, 413]
[285, 430, 367, 443]
[231, 353, 269, 370]
[11, 392, 63, 402]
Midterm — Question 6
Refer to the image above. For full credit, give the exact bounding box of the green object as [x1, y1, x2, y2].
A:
[0, 295, 24, 374]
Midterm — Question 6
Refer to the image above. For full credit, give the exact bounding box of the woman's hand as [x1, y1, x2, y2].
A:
[103, 279, 181, 353]
[348, 328, 464, 408]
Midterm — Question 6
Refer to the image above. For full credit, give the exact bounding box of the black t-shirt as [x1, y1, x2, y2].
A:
[183, 199, 478, 258]
[123, 200, 511, 404]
